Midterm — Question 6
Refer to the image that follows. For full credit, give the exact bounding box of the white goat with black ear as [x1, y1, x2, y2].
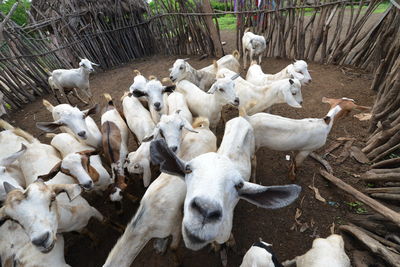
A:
[241, 241, 282, 267]
[176, 75, 240, 131]
[101, 94, 129, 201]
[37, 99, 102, 149]
[169, 51, 241, 91]
[103, 117, 217, 267]
[150, 116, 301, 251]
[47, 133, 112, 192]
[121, 91, 155, 143]
[282, 234, 350, 267]
[246, 60, 312, 86]
[0, 221, 70, 267]
[130, 76, 175, 123]
[48, 58, 99, 104]
[244, 97, 370, 181]
[0, 144, 26, 202]
[124, 111, 196, 187]
[242, 29, 267, 68]
[218, 67, 303, 115]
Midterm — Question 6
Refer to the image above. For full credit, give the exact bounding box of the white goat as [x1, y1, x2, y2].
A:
[176, 76, 239, 130]
[101, 94, 129, 201]
[121, 91, 155, 143]
[130, 76, 175, 123]
[244, 97, 370, 180]
[218, 67, 303, 115]
[0, 221, 70, 267]
[48, 58, 99, 104]
[0, 91, 6, 117]
[124, 111, 196, 187]
[241, 241, 282, 267]
[167, 91, 193, 124]
[150, 116, 301, 251]
[246, 60, 312, 86]
[242, 29, 267, 68]
[103, 117, 217, 267]
[282, 234, 350, 267]
[0, 144, 26, 201]
[37, 99, 102, 149]
[169, 51, 241, 91]
[48, 133, 112, 192]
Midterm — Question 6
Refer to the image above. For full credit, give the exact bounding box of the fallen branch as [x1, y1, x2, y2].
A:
[371, 158, 400, 169]
[340, 225, 400, 266]
[310, 152, 333, 173]
[320, 170, 400, 227]
[323, 141, 342, 158]
[365, 187, 400, 194]
[336, 140, 354, 163]
[371, 193, 400, 202]
[361, 172, 400, 182]
[350, 223, 400, 252]
[350, 146, 370, 164]
[0, 2, 19, 43]
[369, 168, 400, 174]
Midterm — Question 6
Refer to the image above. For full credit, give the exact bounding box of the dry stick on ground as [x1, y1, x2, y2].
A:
[372, 158, 400, 169]
[309, 152, 333, 173]
[370, 193, 400, 202]
[319, 170, 400, 228]
[365, 187, 400, 194]
[362, 172, 400, 182]
[340, 225, 400, 266]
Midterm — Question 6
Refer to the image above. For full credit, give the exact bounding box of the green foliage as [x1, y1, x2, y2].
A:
[0, 0, 31, 26]
[346, 201, 368, 214]
[211, 0, 234, 11]
[216, 14, 236, 30]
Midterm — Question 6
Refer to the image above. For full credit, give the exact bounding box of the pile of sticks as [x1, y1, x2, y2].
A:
[320, 170, 400, 266]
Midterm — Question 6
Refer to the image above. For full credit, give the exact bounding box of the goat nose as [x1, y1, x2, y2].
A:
[32, 232, 50, 247]
[191, 197, 222, 222]
[83, 180, 94, 190]
[154, 102, 161, 109]
[299, 101, 303, 105]
[170, 146, 178, 152]
[77, 131, 86, 138]
[234, 97, 240, 105]
[169, 76, 173, 80]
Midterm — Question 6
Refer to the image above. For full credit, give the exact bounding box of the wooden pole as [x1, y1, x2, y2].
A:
[201, 0, 224, 57]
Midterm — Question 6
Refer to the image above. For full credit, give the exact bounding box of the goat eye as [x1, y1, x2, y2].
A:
[292, 92, 296, 96]
[235, 182, 244, 190]
[179, 125, 184, 130]
[179, 66, 183, 70]
[184, 165, 192, 174]
[219, 88, 225, 92]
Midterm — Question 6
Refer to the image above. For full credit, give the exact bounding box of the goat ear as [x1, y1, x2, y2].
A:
[78, 149, 99, 157]
[282, 87, 302, 108]
[0, 144, 26, 166]
[36, 121, 65, 132]
[287, 65, 304, 80]
[3, 181, 18, 194]
[50, 184, 82, 201]
[131, 89, 148, 98]
[239, 182, 301, 209]
[163, 85, 176, 93]
[142, 127, 159, 142]
[182, 118, 198, 133]
[150, 139, 186, 177]
[37, 161, 62, 181]
[83, 104, 99, 117]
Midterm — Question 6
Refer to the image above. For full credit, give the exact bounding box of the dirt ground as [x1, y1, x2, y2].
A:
[8, 38, 377, 266]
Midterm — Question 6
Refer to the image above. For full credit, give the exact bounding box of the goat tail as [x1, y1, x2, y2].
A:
[192, 117, 210, 129]
[103, 93, 114, 106]
[148, 75, 157, 80]
[133, 69, 141, 76]
[0, 119, 14, 130]
[232, 50, 240, 60]
[12, 128, 39, 144]
[120, 91, 130, 101]
[45, 133, 57, 139]
[42, 99, 54, 112]
[244, 27, 251, 33]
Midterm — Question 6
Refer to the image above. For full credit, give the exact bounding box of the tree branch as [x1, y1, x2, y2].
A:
[0, 2, 19, 43]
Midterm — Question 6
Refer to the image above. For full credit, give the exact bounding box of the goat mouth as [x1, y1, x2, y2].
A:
[170, 77, 177, 82]
[184, 226, 207, 244]
[154, 107, 162, 112]
[39, 240, 56, 253]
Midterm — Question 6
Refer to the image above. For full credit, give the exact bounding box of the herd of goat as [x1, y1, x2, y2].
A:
[0, 31, 371, 266]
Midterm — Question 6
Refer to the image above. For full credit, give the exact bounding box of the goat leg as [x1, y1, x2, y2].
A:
[288, 157, 297, 181]
[72, 88, 89, 105]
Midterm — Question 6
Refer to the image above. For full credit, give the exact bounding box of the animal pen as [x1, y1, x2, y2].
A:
[0, 0, 400, 265]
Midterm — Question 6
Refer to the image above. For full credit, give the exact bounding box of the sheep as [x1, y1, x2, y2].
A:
[0, 144, 26, 202]
[243, 97, 370, 180]
[218, 67, 303, 115]
[167, 91, 193, 124]
[124, 111, 197, 187]
[101, 93, 130, 201]
[0, 221, 70, 267]
[241, 241, 282, 267]
[176, 76, 240, 130]
[242, 29, 267, 68]
[48, 58, 99, 104]
[103, 117, 217, 267]
[47, 133, 112, 192]
[37, 99, 102, 149]
[121, 91, 155, 143]
[130, 76, 175, 123]
[169, 51, 241, 91]
[282, 234, 350, 267]
[246, 60, 312, 86]
[150, 116, 301, 251]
